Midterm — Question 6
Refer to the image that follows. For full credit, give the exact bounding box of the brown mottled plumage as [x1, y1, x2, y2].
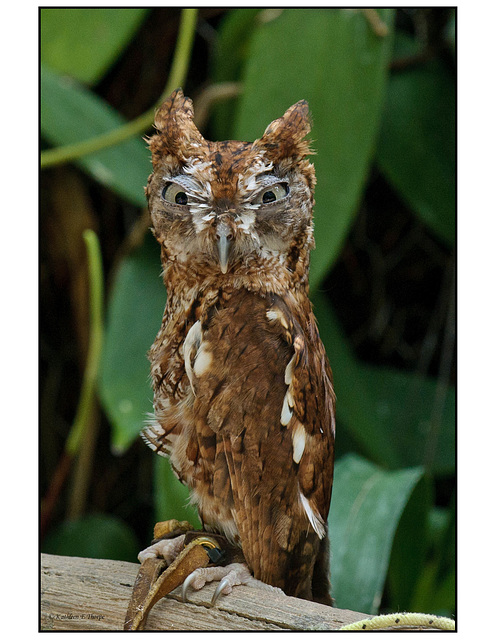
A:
[141, 89, 335, 603]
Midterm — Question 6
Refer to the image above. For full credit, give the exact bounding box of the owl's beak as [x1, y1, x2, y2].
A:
[216, 222, 233, 274]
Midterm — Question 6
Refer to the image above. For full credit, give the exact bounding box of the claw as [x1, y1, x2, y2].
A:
[181, 570, 196, 602]
[211, 577, 230, 606]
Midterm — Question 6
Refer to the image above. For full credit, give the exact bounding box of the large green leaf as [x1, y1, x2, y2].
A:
[409, 493, 456, 615]
[313, 291, 455, 474]
[386, 476, 433, 610]
[42, 514, 139, 563]
[41, 8, 149, 85]
[210, 8, 263, 141]
[99, 234, 165, 452]
[329, 454, 424, 613]
[234, 8, 395, 286]
[376, 33, 455, 246]
[41, 64, 149, 207]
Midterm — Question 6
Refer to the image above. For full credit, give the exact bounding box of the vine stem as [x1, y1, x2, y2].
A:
[66, 230, 104, 520]
[41, 8, 198, 169]
[41, 229, 105, 529]
[66, 230, 104, 457]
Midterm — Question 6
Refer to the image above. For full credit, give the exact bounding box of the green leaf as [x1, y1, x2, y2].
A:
[409, 493, 455, 614]
[329, 454, 424, 613]
[41, 8, 149, 85]
[154, 457, 201, 528]
[410, 561, 455, 616]
[42, 514, 139, 562]
[99, 235, 165, 452]
[234, 8, 395, 286]
[363, 366, 455, 475]
[210, 8, 263, 141]
[387, 476, 433, 610]
[313, 291, 455, 474]
[376, 33, 455, 246]
[314, 292, 400, 467]
[212, 8, 262, 83]
[41, 64, 149, 207]
[433, 492, 456, 586]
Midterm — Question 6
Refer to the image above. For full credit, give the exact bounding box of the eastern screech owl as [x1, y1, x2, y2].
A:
[141, 89, 335, 604]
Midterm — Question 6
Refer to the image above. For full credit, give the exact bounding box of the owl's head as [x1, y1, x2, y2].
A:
[146, 89, 316, 291]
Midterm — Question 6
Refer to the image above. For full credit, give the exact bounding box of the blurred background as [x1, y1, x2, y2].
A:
[40, 7, 455, 617]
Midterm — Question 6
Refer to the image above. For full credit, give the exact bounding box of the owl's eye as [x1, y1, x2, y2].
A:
[161, 182, 189, 205]
[253, 183, 289, 205]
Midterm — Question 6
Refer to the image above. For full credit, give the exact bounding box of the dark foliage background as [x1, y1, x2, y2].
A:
[40, 8, 455, 616]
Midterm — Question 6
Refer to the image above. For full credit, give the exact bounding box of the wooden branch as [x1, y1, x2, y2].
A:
[41, 553, 370, 631]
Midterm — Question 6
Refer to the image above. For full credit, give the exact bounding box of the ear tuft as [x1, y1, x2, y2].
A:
[255, 100, 313, 162]
[148, 88, 205, 167]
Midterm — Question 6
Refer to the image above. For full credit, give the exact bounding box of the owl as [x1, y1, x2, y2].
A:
[140, 89, 336, 605]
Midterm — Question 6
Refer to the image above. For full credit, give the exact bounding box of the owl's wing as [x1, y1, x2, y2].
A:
[261, 293, 335, 542]
[271, 294, 336, 525]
